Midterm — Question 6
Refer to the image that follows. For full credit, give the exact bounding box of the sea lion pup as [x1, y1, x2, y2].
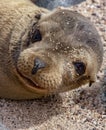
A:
[0, 0, 103, 99]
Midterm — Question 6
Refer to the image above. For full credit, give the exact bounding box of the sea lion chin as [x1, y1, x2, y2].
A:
[0, 0, 103, 99]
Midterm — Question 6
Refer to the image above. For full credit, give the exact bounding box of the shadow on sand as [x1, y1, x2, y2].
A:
[0, 95, 64, 130]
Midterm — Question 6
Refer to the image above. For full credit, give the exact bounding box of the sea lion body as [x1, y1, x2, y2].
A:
[0, 0, 103, 99]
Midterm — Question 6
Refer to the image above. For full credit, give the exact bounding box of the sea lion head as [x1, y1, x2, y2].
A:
[14, 8, 103, 97]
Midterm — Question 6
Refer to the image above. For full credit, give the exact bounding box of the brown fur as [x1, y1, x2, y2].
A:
[0, 0, 103, 99]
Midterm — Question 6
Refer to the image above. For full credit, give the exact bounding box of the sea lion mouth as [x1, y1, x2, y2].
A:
[16, 69, 49, 94]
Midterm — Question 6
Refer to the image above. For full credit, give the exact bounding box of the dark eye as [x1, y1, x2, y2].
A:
[73, 62, 86, 75]
[31, 29, 42, 43]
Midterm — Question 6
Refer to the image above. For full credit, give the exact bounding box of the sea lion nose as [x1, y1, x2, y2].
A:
[31, 58, 46, 75]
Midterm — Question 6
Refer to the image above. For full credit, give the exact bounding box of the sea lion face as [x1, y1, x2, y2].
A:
[15, 8, 100, 96]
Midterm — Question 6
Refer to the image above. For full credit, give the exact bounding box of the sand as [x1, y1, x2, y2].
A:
[0, 0, 106, 130]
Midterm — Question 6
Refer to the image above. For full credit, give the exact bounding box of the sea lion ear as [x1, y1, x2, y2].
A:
[73, 61, 86, 75]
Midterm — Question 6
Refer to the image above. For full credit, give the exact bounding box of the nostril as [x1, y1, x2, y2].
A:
[31, 58, 46, 75]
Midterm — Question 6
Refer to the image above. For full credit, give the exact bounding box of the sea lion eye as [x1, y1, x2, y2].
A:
[31, 29, 42, 43]
[73, 62, 86, 75]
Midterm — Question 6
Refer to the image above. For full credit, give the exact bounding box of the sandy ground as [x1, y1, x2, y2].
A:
[0, 0, 106, 130]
